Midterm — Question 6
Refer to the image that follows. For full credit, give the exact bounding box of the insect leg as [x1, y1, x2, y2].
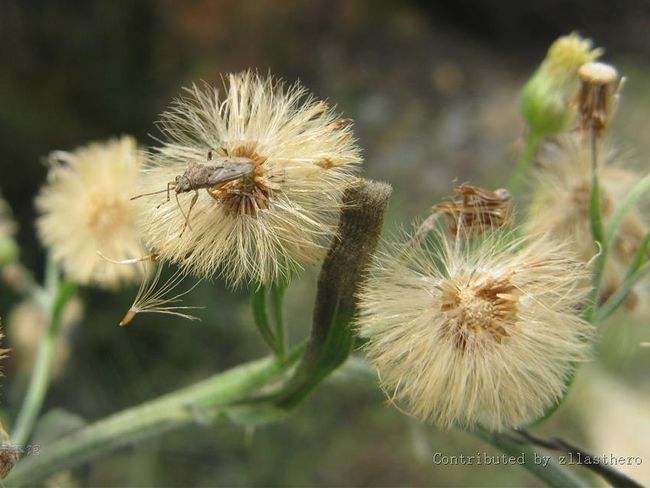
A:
[178, 190, 199, 238]
[156, 181, 175, 209]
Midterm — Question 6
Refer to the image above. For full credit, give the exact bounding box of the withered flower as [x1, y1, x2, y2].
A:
[432, 184, 513, 234]
[577, 61, 621, 136]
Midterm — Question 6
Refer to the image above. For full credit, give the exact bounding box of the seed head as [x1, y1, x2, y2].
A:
[36, 136, 146, 288]
[526, 136, 647, 263]
[357, 227, 593, 431]
[138, 71, 361, 285]
[525, 135, 648, 310]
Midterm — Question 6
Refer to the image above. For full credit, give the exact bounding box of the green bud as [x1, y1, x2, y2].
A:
[521, 70, 569, 136]
[520, 33, 602, 136]
[0, 237, 18, 266]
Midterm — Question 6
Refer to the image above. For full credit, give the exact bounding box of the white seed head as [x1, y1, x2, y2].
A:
[526, 135, 647, 267]
[36, 136, 146, 288]
[138, 71, 361, 285]
[357, 228, 593, 431]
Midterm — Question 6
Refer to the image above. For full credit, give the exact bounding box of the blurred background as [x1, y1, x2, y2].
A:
[1, 1, 649, 486]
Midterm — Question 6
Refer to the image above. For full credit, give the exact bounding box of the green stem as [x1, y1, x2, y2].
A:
[11, 260, 77, 447]
[508, 131, 542, 195]
[270, 281, 287, 359]
[585, 130, 605, 322]
[7, 349, 302, 487]
[474, 429, 589, 487]
[251, 285, 279, 355]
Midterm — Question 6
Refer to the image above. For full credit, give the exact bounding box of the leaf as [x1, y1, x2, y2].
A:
[604, 173, 650, 249]
[273, 179, 392, 409]
[594, 233, 650, 322]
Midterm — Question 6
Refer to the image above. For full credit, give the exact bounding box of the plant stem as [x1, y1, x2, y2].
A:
[514, 428, 643, 487]
[251, 285, 279, 355]
[474, 428, 589, 487]
[270, 281, 287, 359]
[11, 258, 77, 447]
[508, 131, 541, 195]
[6, 348, 302, 487]
[585, 129, 605, 322]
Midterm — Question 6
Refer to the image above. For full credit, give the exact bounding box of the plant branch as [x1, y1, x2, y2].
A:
[513, 428, 643, 488]
[474, 428, 589, 487]
[11, 257, 77, 447]
[508, 130, 542, 195]
[251, 285, 279, 355]
[270, 281, 288, 359]
[6, 348, 303, 487]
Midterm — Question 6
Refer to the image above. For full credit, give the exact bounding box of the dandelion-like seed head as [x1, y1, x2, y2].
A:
[525, 135, 647, 265]
[139, 71, 361, 285]
[36, 136, 145, 288]
[357, 227, 593, 431]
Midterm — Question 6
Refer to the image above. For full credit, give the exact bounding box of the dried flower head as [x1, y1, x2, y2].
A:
[408, 185, 512, 250]
[525, 135, 648, 303]
[577, 61, 622, 136]
[433, 184, 513, 234]
[138, 71, 361, 285]
[357, 227, 593, 431]
[522, 33, 602, 135]
[36, 136, 146, 288]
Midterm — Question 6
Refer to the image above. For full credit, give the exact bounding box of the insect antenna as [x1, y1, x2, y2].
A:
[130, 188, 170, 201]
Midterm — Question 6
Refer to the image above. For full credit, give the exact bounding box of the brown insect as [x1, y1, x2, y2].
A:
[131, 149, 255, 235]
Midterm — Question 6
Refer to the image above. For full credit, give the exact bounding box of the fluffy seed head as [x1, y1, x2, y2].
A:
[357, 227, 593, 431]
[36, 136, 145, 288]
[138, 71, 361, 285]
[525, 135, 647, 272]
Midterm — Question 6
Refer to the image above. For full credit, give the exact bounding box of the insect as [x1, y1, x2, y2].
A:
[132, 149, 255, 235]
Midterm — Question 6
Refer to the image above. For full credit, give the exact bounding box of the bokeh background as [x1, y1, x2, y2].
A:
[1, 1, 649, 486]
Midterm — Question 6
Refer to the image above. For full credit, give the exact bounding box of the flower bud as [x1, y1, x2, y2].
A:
[521, 33, 601, 136]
